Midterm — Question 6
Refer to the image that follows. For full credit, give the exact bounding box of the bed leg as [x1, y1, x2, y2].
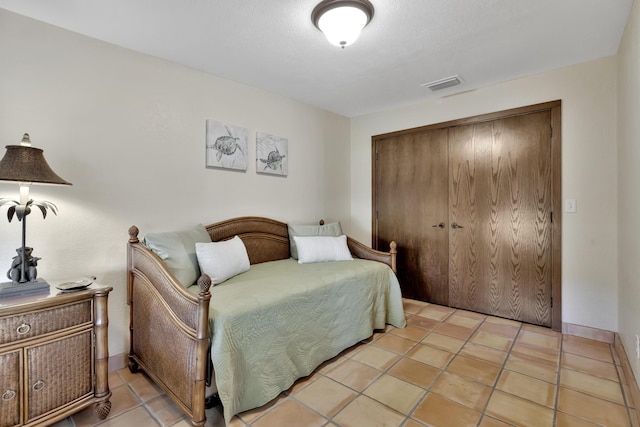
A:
[205, 393, 221, 409]
[128, 357, 140, 373]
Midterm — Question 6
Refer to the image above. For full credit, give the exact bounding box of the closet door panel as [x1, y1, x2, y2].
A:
[375, 129, 449, 304]
[449, 111, 552, 326]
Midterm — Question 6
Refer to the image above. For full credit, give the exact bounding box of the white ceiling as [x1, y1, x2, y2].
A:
[0, 0, 633, 117]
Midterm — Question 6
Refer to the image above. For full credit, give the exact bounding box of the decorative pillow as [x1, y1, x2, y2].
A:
[288, 221, 343, 259]
[143, 224, 212, 287]
[196, 236, 250, 285]
[293, 235, 352, 264]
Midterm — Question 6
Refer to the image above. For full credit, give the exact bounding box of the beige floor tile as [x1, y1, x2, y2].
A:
[288, 371, 321, 394]
[324, 359, 381, 392]
[373, 334, 416, 354]
[352, 345, 401, 370]
[434, 322, 475, 340]
[454, 309, 488, 321]
[117, 367, 145, 384]
[517, 330, 561, 350]
[504, 352, 559, 384]
[478, 321, 520, 339]
[403, 299, 428, 314]
[146, 395, 185, 427]
[471, 331, 514, 351]
[563, 335, 614, 362]
[72, 384, 141, 427]
[97, 406, 159, 427]
[317, 353, 346, 374]
[407, 343, 454, 369]
[459, 341, 508, 366]
[108, 371, 125, 389]
[421, 332, 466, 353]
[339, 341, 367, 358]
[496, 370, 556, 408]
[557, 387, 631, 426]
[388, 357, 441, 389]
[417, 306, 451, 321]
[403, 420, 425, 427]
[237, 393, 285, 423]
[406, 315, 441, 330]
[486, 390, 554, 427]
[333, 395, 405, 427]
[363, 374, 425, 415]
[560, 368, 625, 404]
[522, 323, 561, 337]
[447, 355, 501, 386]
[555, 411, 601, 426]
[390, 325, 430, 342]
[50, 419, 74, 427]
[631, 409, 640, 427]
[430, 371, 492, 411]
[511, 341, 560, 364]
[252, 398, 326, 427]
[561, 352, 619, 381]
[478, 416, 514, 427]
[485, 316, 522, 328]
[446, 313, 483, 329]
[412, 392, 481, 427]
[129, 375, 164, 402]
[292, 376, 355, 418]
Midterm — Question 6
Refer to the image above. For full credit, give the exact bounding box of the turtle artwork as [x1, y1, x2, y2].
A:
[205, 120, 248, 171]
[256, 132, 288, 176]
[260, 146, 286, 173]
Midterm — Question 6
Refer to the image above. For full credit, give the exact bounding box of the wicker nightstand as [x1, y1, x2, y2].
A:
[0, 284, 112, 426]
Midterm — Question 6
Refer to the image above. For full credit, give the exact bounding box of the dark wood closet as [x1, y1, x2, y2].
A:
[373, 101, 562, 330]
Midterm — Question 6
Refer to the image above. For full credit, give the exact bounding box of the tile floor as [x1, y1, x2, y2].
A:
[53, 299, 639, 427]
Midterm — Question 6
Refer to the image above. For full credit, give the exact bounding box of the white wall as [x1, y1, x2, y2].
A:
[617, 0, 640, 382]
[351, 57, 619, 333]
[0, 9, 351, 357]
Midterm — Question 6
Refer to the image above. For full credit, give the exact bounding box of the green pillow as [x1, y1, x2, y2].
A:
[288, 221, 343, 259]
[143, 224, 211, 287]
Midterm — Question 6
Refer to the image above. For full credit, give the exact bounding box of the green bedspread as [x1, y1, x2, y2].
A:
[190, 257, 406, 423]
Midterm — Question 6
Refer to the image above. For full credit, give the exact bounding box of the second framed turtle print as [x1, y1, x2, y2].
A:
[256, 132, 288, 176]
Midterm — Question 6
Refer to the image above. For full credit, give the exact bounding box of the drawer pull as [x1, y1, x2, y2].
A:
[1, 390, 16, 401]
[32, 380, 45, 391]
[16, 323, 31, 335]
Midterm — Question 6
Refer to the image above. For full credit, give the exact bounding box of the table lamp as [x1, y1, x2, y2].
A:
[0, 133, 72, 296]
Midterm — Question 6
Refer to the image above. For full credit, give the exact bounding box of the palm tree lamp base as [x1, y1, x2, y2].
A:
[0, 278, 49, 297]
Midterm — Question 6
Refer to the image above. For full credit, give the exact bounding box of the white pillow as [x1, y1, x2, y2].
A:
[293, 235, 352, 264]
[195, 236, 250, 285]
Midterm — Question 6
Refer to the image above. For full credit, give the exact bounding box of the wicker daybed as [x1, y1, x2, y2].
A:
[126, 216, 405, 426]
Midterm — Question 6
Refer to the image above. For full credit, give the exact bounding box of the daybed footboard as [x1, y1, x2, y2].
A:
[127, 226, 211, 427]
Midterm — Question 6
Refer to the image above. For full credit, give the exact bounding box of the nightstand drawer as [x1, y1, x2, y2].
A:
[0, 301, 92, 345]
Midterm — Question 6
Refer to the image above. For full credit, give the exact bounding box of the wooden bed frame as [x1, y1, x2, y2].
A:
[126, 216, 397, 426]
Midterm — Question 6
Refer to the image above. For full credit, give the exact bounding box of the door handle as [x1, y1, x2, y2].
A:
[451, 223, 464, 229]
[432, 222, 445, 229]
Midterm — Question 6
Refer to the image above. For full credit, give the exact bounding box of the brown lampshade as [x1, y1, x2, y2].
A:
[0, 134, 71, 186]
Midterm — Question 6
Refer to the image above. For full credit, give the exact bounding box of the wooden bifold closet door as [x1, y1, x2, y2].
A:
[373, 102, 560, 328]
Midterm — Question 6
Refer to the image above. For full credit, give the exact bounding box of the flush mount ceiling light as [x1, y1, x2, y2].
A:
[312, 0, 374, 48]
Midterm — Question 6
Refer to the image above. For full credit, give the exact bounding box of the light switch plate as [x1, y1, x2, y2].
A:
[564, 198, 577, 213]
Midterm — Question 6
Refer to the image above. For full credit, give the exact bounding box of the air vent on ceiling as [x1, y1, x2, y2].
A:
[421, 75, 463, 92]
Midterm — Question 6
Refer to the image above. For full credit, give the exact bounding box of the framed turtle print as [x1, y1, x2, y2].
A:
[205, 119, 248, 171]
[256, 132, 288, 176]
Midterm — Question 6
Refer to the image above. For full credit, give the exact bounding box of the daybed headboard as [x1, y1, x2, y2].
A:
[206, 216, 290, 265]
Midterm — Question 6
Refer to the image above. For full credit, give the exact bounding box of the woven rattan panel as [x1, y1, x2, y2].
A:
[26, 331, 92, 421]
[133, 254, 198, 330]
[0, 301, 91, 345]
[0, 350, 20, 426]
[206, 217, 290, 264]
[132, 281, 194, 409]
